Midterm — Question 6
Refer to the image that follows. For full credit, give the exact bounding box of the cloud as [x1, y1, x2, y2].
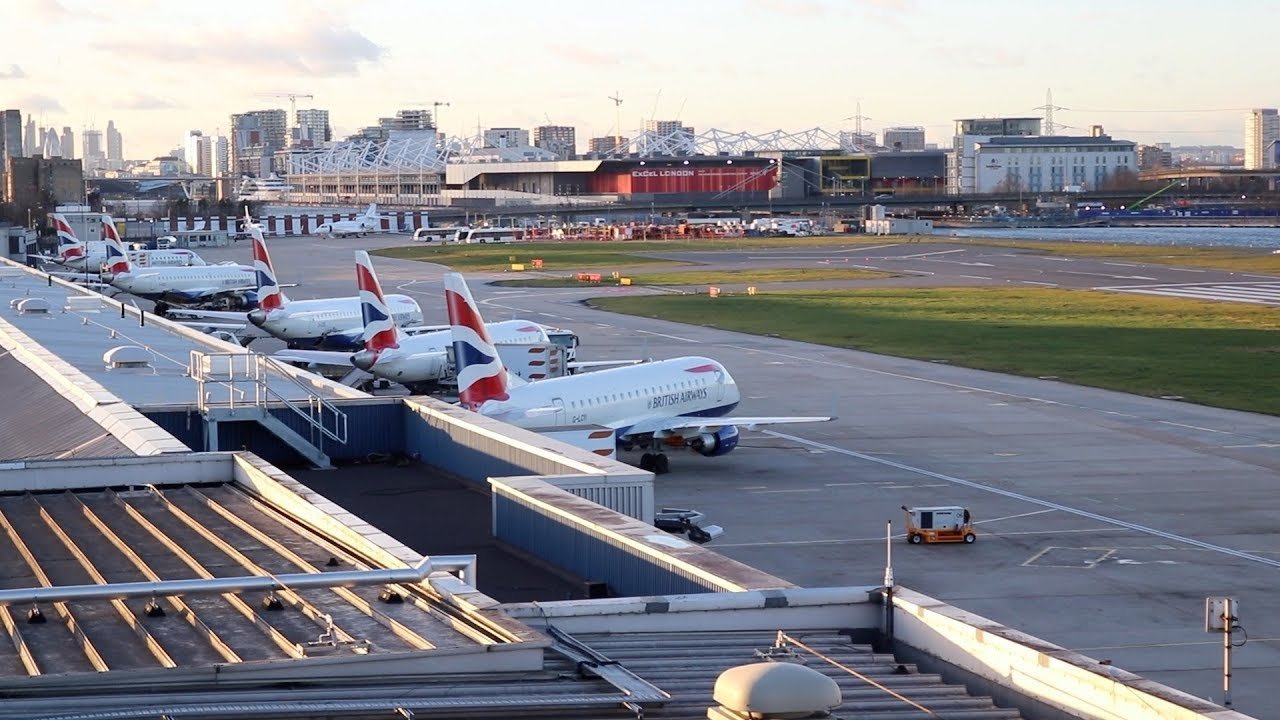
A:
[930, 43, 1027, 71]
[548, 45, 623, 67]
[746, 0, 827, 17]
[15, 93, 64, 113]
[0, 65, 25, 79]
[93, 20, 384, 76]
[116, 93, 180, 110]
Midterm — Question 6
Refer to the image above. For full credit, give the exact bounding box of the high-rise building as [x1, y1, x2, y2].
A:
[948, 117, 1042, 194]
[883, 126, 926, 151]
[212, 134, 229, 176]
[23, 116, 36, 157]
[294, 108, 331, 146]
[230, 109, 288, 176]
[184, 130, 212, 175]
[82, 128, 104, 172]
[0, 110, 21, 160]
[534, 125, 576, 160]
[378, 109, 435, 131]
[644, 119, 694, 136]
[105, 120, 123, 168]
[483, 127, 529, 148]
[60, 127, 74, 160]
[1245, 108, 1279, 170]
[1136, 144, 1173, 170]
[41, 128, 62, 158]
[589, 136, 628, 156]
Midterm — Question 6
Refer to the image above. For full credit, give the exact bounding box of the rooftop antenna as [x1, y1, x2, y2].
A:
[1034, 88, 1068, 136]
[608, 91, 624, 151]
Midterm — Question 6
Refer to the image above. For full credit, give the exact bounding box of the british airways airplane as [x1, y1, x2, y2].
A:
[40, 214, 204, 274]
[274, 251, 552, 393]
[169, 221, 423, 351]
[444, 272, 833, 474]
[99, 218, 259, 314]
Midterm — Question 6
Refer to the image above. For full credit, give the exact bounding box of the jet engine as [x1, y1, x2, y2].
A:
[690, 425, 740, 457]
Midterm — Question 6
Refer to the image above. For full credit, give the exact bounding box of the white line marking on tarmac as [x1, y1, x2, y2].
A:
[899, 248, 966, 259]
[761, 429, 1280, 570]
[959, 275, 992, 280]
[1104, 262, 1140, 267]
[1157, 420, 1229, 434]
[749, 488, 822, 494]
[976, 509, 1055, 525]
[635, 329, 699, 343]
[1244, 274, 1278, 279]
[1021, 281, 1058, 286]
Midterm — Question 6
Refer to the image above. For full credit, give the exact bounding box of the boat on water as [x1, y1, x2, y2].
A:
[236, 175, 293, 202]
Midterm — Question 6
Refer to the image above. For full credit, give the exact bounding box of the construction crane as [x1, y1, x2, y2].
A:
[608, 91, 624, 149]
[255, 92, 314, 122]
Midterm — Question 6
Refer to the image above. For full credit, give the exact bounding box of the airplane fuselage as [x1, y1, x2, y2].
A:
[259, 294, 423, 350]
[476, 356, 742, 431]
[55, 243, 204, 272]
[104, 265, 257, 306]
[358, 320, 550, 385]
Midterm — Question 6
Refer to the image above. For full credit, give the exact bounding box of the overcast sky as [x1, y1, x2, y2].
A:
[6, 0, 1277, 159]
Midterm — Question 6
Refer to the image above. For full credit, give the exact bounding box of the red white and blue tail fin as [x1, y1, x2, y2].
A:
[444, 272, 510, 409]
[249, 222, 287, 313]
[51, 213, 84, 262]
[355, 251, 401, 353]
[99, 214, 131, 274]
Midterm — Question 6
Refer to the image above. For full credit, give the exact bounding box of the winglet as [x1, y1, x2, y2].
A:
[444, 272, 510, 409]
[99, 214, 131, 274]
[51, 213, 84, 261]
[250, 223, 286, 312]
[355, 251, 400, 353]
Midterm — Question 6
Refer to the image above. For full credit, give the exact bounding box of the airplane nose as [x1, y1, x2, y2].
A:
[247, 309, 267, 327]
[351, 350, 377, 371]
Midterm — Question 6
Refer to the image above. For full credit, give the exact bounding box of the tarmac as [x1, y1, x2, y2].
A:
[184, 233, 1280, 715]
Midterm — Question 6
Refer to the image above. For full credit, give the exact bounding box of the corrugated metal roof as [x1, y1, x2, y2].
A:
[0, 353, 132, 461]
[573, 629, 1025, 720]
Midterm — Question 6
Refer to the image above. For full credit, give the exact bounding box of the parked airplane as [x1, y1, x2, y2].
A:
[273, 251, 551, 393]
[444, 273, 833, 474]
[315, 204, 382, 238]
[169, 224, 424, 350]
[39, 214, 205, 274]
[99, 219, 259, 313]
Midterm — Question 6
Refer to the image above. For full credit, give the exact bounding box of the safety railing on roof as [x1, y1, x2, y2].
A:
[189, 351, 348, 448]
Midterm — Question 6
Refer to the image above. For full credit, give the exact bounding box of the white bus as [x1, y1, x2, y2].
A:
[452, 227, 527, 244]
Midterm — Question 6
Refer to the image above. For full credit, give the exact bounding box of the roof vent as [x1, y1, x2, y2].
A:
[710, 662, 841, 719]
[104, 345, 151, 369]
[16, 298, 51, 315]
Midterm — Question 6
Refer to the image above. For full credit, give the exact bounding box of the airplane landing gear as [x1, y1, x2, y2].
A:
[152, 301, 169, 317]
[639, 453, 670, 475]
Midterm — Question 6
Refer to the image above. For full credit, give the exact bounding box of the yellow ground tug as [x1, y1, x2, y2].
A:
[901, 505, 976, 545]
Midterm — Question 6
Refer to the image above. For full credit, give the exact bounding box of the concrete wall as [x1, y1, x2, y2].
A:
[503, 586, 881, 634]
[0, 453, 232, 492]
[492, 476, 793, 598]
[891, 587, 1257, 720]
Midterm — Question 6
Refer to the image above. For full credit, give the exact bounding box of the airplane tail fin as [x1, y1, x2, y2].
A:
[355, 251, 401, 353]
[99, 214, 131, 274]
[444, 272, 510, 409]
[249, 222, 287, 312]
[365, 203, 377, 218]
[51, 213, 85, 262]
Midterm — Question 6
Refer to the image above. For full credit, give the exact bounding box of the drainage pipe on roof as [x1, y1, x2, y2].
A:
[0, 555, 475, 605]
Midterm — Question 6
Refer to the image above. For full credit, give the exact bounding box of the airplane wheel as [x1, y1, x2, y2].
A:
[964, 533, 976, 544]
[908, 533, 923, 545]
[639, 453, 654, 471]
[153, 302, 169, 317]
[654, 454, 670, 475]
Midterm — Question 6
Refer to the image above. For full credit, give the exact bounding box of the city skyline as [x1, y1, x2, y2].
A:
[5, 0, 1279, 159]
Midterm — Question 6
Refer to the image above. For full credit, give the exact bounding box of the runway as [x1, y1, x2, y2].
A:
[188, 235, 1280, 714]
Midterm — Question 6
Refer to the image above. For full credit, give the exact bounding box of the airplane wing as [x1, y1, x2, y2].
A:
[272, 349, 354, 366]
[166, 308, 249, 322]
[615, 415, 834, 438]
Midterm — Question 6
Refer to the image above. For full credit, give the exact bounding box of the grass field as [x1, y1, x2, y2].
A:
[492, 267, 895, 287]
[590, 287, 1280, 416]
[373, 234, 1280, 274]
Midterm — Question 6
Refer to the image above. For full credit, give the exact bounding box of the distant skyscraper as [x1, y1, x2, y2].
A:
[82, 128, 104, 172]
[483, 127, 530, 148]
[41, 128, 62, 158]
[23, 115, 36, 157]
[0, 109, 21, 160]
[534, 125, 576, 160]
[60, 127, 74, 160]
[212, 134, 229, 176]
[643, 119, 694, 136]
[589, 136, 628, 156]
[378, 109, 435, 131]
[294, 108, 331, 145]
[105, 120, 123, 167]
[184, 130, 210, 174]
[1245, 109, 1279, 170]
[230, 109, 287, 176]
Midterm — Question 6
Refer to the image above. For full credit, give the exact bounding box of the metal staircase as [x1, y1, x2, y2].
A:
[189, 351, 348, 469]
